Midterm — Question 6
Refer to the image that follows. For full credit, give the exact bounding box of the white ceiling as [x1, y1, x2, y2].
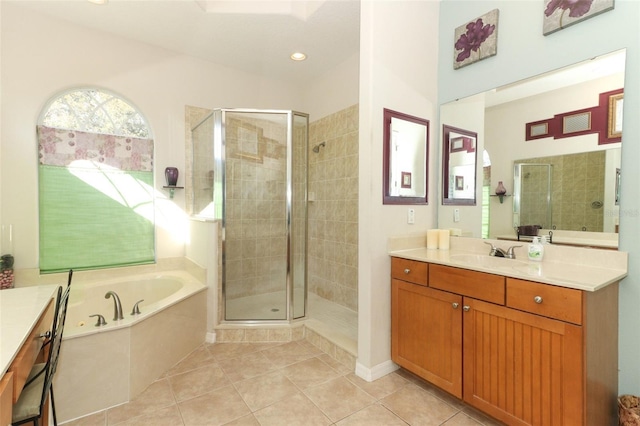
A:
[8, 0, 361, 84]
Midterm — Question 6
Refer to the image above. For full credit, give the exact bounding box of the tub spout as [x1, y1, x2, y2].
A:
[105, 291, 124, 321]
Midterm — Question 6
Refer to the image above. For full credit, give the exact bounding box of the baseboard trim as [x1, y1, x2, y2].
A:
[205, 331, 216, 343]
[355, 359, 398, 382]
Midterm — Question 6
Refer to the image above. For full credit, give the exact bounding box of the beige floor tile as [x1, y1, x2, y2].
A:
[442, 412, 484, 425]
[169, 363, 230, 402]
[165, 344, 217, 377]
[303, 376, 376, 422]
[233, 370, 299, 411]
[221, 414, 261, 425]
[64, 411, 106, 426]
[345, 371, 409, 400]
[178, 385, 251, 426]
[460, 406, 505, 426]
[107, 378, 176, 425]
[110, 404, 183, 426]
[296, 339, 326, 356]
[217, 351, 279, 382]
[281, 357, 341, 389]
[259, 341, 317, 368]
[317, 353, 353, 375]
[335, 403, 408, 426]
[207, 342, 263, 361]
[381, 383, 458, 426]
[252, 391, 332, 426]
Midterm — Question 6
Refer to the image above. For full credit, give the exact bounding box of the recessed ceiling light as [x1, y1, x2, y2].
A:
[88, 0, 108, 5]
[290, 52, 307, 61]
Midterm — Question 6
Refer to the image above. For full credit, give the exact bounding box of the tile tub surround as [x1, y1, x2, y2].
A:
[62, 342, 503, 426]
[31, 258, 207, 421]
[388, 233, 627, 291]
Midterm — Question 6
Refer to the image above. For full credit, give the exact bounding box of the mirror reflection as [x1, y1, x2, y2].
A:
[439, 48, 625, 246]
[383, 109, 429, 205]
[442, 125, 477, 205]
[513, 150, 621, 234]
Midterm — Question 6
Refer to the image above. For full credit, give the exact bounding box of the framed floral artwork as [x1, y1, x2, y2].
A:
[543, 0, 615, 36]
[453, 9, 499, 70]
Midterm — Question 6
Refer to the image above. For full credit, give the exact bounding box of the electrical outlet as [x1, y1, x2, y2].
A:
[407, 208, 415, 224]
[454, 208, 460, 222]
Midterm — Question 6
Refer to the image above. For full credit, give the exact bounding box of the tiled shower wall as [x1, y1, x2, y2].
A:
[519, 151, 605, 232]
[308, 104, 359, 312]
[224, 114, 289, 300]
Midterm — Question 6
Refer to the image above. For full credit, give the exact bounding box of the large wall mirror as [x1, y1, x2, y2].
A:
[442, 125, 477, 205]
[439, 48, 625, 244]
[383, 108, 429, 205]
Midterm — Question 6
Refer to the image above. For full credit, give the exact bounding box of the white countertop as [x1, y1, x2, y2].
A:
[0, 285, 59, 376]
[389, 247, 626, 291]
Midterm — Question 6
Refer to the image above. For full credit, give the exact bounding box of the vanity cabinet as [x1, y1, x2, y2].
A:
[391, 257, 619, 426]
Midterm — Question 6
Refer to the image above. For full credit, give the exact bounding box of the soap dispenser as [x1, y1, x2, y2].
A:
[528, 236, 544, 262]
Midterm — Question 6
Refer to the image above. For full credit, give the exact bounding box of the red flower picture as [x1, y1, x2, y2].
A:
[543, 0, 614, 35]
[453, 9, 499, 70]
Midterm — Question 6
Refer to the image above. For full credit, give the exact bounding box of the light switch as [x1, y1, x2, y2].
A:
[454, 208, 460, 222]
[408, 208, 415, 224]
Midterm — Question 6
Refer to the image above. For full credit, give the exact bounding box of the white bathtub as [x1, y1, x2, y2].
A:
[64, 270, 206, 338]
[54, 269, 208, 423]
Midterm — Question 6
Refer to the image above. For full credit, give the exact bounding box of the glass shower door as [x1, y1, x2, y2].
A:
[222, 110, 308, 322]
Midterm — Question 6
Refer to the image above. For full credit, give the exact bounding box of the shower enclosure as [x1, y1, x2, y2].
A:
[192, 109, 308, 322]
[513, 163, 552, 229]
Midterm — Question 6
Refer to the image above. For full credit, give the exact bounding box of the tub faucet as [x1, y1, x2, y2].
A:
[105, 291, 124, 321]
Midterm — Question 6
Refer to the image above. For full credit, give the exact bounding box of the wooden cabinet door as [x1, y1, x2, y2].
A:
[391, 279, 463, 397]
[462, 298, 584, 426]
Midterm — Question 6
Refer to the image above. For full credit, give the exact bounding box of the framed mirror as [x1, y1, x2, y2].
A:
[382, 108, 429, 205]
[442, 125, 477, 205]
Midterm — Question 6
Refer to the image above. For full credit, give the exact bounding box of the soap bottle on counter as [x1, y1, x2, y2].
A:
[528, 236, 544, 262]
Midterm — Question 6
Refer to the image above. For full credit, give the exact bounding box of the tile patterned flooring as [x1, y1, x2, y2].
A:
[64, 341, 503, 426]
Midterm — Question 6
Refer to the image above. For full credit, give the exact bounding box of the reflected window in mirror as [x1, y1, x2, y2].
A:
[382, 109, 429, 205]
[442, 125, 478, 205]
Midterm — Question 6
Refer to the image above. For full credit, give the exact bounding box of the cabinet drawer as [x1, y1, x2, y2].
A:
[429, 264, 505, 305]
[507, 278, 583, 325]
[391, 257, 428, 286]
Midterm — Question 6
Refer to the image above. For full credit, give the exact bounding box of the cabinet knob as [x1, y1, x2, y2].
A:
[452, 302, 459, 309]
[404, 268, 410, 274]
[534, 296, 543, 304]
[463, 305, 470, 312]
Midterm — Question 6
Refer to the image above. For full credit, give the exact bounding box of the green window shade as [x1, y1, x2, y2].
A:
[39, 165, 155, 273]
[37, 125, 155, 273]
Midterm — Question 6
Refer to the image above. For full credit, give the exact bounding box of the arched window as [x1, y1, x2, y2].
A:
[38, 88, 155, 273]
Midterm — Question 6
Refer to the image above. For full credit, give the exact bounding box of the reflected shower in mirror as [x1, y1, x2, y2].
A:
[383, 108, 429, 204]
[442, 125, 477, 205]
[513, 149, 621, 233]
[438, 48, 625, 242]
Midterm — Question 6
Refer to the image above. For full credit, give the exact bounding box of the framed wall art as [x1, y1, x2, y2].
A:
[453, 9, 499, 70]
[543, 0, 615, 35]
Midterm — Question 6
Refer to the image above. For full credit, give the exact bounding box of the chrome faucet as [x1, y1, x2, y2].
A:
[484, 242, 522, 259]
[105, 291, 124, 321]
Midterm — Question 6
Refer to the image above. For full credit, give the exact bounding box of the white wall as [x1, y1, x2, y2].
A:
[438, 0, 640, 394]
[302, 52, 360, 121]
[357, 0, 439, 378]
[0, 3, 304, 269]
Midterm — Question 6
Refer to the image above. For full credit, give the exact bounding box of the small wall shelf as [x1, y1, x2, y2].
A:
[490, 194, 511, 204]
[163, 185, 184, 199]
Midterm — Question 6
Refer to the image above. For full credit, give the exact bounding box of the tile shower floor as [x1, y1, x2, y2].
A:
[64, 341, 503, 426]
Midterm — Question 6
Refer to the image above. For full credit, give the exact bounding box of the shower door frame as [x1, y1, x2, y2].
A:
[513, 162, 553, 229]
[215, 108, 309, 324]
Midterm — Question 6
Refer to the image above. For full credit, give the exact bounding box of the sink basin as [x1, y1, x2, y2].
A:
[449, 253, 527, 268]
